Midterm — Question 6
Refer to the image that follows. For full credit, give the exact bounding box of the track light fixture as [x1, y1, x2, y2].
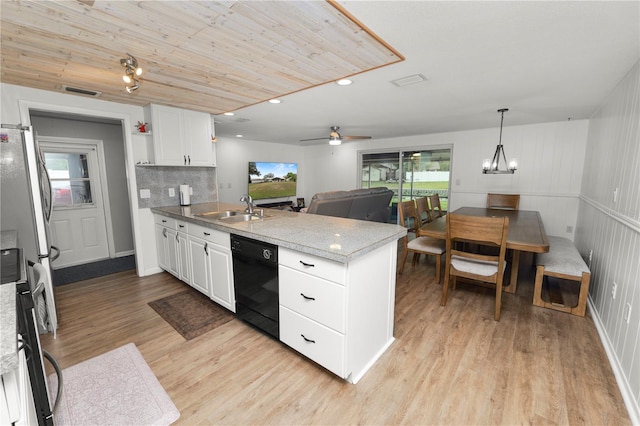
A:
[120, 53, 142, 93]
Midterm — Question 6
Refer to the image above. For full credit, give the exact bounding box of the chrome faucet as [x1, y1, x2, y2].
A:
[240, 194, 254, 214]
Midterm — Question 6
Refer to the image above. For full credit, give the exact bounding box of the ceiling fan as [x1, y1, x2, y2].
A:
[300, 126, 372, 145]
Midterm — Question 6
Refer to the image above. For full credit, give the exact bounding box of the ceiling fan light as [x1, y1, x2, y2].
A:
[329, 137, 341, 145]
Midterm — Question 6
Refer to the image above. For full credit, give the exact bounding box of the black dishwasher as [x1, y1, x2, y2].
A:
[231, 234, 279, 339]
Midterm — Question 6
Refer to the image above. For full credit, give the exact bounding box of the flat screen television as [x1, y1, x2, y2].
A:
[248, 161, 298, 200]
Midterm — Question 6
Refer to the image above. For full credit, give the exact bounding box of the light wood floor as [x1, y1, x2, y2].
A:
[40, 249, 630, 425]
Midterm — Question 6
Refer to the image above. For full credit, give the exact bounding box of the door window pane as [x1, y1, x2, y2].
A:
[44, 151, 93, 207]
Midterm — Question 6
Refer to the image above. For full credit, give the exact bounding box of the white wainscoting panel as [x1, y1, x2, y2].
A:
[576, 60, 640, 424]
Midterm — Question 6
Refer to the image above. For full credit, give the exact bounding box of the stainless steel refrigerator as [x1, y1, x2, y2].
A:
[0, 124, 58, 336]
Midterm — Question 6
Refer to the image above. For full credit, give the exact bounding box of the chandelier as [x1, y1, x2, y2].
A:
[482, 108, 517, 174]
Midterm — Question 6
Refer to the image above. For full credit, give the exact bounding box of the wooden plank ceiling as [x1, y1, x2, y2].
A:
[1, 0, 403, 114]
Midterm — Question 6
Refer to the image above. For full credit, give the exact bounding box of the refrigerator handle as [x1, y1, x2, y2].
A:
[38, 148, 54, 223]
[50, 245, 60, 262]
[38, 245, 60, 262]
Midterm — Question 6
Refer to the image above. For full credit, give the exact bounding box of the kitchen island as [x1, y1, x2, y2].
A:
[151, 202, 406, 384]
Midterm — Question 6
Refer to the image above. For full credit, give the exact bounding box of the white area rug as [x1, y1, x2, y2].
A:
[48, 343, 179, 426]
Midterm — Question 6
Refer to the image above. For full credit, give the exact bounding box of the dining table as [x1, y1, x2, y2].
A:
[418, 206, 549, 293]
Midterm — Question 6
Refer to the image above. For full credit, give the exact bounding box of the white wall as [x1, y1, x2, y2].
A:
[216, 137, 305, 205]
[303, 119, 588, 239]
[576, 61, 640, 424]
[0, 83, 157, 276]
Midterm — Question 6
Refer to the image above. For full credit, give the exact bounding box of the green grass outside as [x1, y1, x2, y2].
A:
[363, 180, 450, 211]
[249, 181, 296, 199]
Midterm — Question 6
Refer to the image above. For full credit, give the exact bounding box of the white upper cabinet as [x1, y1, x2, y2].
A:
[150, 104, 216, 167]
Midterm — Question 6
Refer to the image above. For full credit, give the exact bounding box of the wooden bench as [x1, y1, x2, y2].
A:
[533, 236, 591, 316]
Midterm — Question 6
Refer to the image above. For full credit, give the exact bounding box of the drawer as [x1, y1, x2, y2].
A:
[279, 306, 344, 378]
[154, 214, 176, 229]
[189, 223, 230, 248]
[279, 266, 345, 333]
[176, 219, 188, 233]
[279, 247, 346, 284]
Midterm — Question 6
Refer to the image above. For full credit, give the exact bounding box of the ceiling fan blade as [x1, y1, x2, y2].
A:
[343, 135, 372, 140]
[299, 137, 329, 142]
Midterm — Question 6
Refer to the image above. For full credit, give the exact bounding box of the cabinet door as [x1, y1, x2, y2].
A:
[177, 232, 190, 284]
[166, 228, 180, 278]
[183, 110, 213, 167]
[207, 245, 234, 312]
[188, 236, 210, 296]
[151, 105, 184, 166]
[154, 224, 168, 271]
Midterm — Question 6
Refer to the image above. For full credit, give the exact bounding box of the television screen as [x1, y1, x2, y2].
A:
[248, 162, 298, 200]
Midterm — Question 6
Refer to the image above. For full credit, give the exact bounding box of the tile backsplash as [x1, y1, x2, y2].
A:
[135, 165, 218, 209]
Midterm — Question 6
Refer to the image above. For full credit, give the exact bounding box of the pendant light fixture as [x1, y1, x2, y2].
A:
[482, 108, 517, 174]
[120, 53, 142, 93]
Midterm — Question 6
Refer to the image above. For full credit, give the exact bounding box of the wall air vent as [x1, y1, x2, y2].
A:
[390, 74, 428, 87]
[62, 85, 102, 97]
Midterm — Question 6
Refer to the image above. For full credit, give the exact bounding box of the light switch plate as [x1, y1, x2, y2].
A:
[168, 188, 175, 197]
[140, 189, 151, 199]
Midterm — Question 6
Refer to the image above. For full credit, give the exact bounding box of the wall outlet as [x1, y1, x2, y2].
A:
[612, 282, 617, 300]
[168, 188, 175, 197]
[588, 249, 593, 265]
[566, 225, 573, 233]
[139, 189, 150, 199]
[613, 187, 618, 203]
[189, 187, 193, 195]
[624, 303, 631, 324]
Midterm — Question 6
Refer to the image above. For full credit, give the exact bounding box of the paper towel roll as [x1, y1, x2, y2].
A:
[179, 184, 190, 206]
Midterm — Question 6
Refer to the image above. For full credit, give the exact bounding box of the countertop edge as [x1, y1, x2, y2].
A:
[151, 203, 405, 263]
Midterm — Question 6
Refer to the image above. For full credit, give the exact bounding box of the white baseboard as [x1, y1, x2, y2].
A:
[588, 297, 640, 425]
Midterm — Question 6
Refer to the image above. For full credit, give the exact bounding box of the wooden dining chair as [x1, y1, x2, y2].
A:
[415, 196, 432, 225]
[441, 213, 510, 321]
[487, 193, 520, 210]
[428, 194, 445, 218]
[398, 200, 446, 283]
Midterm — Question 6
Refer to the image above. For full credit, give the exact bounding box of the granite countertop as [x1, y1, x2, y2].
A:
[151, 202, 406, 263]
[1, 231, 19, 376]
[0, 282, 17, 376]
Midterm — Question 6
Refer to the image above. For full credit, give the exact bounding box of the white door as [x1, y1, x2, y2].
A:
[41, 142, 110, 268]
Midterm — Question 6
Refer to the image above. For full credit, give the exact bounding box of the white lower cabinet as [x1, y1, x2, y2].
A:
[154, 215, 234, 312]
[176, 221, 190, 283]
[279, 306, 345, 377]
[278, 243, 396, 384]
[188, 236, 210, 295]
[188, 224, 235, 312]
[154, 216, 179, 278]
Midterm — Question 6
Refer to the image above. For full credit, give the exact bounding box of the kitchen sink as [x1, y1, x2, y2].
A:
[195, 210, 271, 222]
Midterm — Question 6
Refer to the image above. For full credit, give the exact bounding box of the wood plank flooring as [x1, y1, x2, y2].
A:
[40, 249, 630, 425]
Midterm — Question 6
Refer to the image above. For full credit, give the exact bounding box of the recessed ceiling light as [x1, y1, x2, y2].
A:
[268, 99, 281, 104]
[236, 134, 243, 138]
[224, 112, 235, 116]
[336, 79, 352, 86]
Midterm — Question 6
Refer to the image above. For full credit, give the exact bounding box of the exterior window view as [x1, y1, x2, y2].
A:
[44, 151, 93, 207]
[361, 148, 451, 222]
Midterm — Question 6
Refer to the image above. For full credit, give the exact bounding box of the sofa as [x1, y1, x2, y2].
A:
[304, 187, 394, 222]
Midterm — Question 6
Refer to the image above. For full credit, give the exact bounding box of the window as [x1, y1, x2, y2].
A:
[361, 147, 451, 222]
[44, 151, 93, 207]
